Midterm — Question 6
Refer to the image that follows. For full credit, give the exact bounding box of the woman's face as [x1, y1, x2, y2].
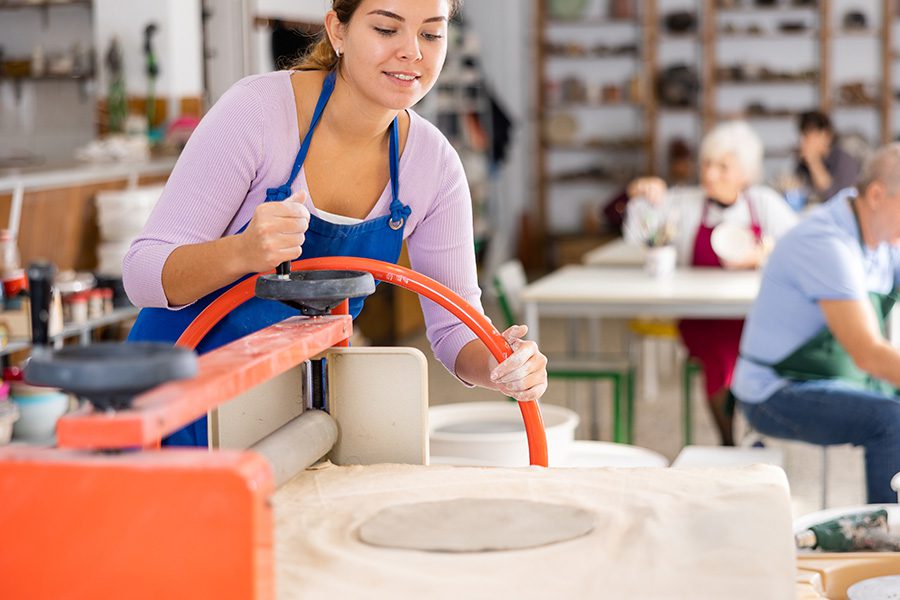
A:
[700, 152, 748, 204]
[335, 0, 450, 111]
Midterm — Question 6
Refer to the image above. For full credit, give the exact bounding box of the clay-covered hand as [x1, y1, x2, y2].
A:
[239, 190, 311, 273]
[627, 176, 668, 205]
[489, 325, 548, 402]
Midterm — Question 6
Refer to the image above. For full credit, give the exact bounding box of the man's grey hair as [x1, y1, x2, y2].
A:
[699, 120, 764, 184]
[857, 142, 900, 195]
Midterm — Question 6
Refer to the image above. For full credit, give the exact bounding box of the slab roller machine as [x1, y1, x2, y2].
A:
[0, 259, 815, 599]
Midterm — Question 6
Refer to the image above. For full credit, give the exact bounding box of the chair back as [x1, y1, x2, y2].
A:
[493, 260, 528, 328]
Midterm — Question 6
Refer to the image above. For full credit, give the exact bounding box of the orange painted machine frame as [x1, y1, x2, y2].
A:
[0, 315, 351, 600]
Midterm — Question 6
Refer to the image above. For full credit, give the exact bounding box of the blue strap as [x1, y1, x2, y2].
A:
[387, 118, 410, 224]
[265, 71, 337, 202]
[263, 70, 409, 225]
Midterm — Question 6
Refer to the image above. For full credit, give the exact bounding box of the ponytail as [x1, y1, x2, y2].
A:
[291, 35, 339, 71]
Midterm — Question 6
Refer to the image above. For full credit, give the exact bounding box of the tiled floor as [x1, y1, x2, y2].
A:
[408, 302, 868, 520]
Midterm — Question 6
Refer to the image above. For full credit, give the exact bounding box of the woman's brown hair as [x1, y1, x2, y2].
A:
[291, 0, 461, 72]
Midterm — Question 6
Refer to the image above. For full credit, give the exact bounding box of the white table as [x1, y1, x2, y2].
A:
[582, 238, 646, 267]
[522, 266, 761, 344]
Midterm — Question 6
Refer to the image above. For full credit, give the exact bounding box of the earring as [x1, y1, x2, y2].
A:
[335, 47, 342, 58]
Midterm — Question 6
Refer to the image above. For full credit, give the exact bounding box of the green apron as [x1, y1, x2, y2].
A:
[745, 198, 897, 395]
[761, 291, 896, 395]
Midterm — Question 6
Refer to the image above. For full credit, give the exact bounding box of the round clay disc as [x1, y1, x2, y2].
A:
[357, 498, 595, 553]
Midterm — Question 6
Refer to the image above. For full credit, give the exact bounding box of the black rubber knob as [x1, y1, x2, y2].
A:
[255, 270, 375, 316]
[25, 342, 198, 411]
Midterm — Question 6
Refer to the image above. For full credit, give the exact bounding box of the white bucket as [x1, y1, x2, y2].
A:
[96, 241, 134, 276]
[552, 441, 669, 468]
[95, 186, 163, 242]
[429, 401, 578, 467]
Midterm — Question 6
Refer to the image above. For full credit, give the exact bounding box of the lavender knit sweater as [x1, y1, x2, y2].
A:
[123, 71, 484, 374]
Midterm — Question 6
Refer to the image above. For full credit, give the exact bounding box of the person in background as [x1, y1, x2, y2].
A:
[796, 110, 860, 204]
[625, 121, 798, 445]
[733, 144, 900, 503]
[603, 138, 693, 235]
[122, 0, 548, 446]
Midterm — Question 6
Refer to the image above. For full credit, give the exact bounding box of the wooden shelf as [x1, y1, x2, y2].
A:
[716, 30, 815, 39]
[716, 77, 817, 86]
[548, 176, 631, 185]
[545, 52, 639, 60]
[832, 29, 881, 38]
[833, 101, 881, 109]
[658, 33, 699, 41]
[1, 306, 139, 357]
[716, 111, 797, 120]
[0, 0, 91, 8]
[542, 140, 649, 151]
[546, 18, 638, 27]
[716, 5, 816, 14]
[0, 73, 93, 81]
[544, 101, 644, 110]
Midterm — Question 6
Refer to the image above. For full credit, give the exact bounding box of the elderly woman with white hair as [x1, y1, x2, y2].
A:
[624, 121, 798, 445]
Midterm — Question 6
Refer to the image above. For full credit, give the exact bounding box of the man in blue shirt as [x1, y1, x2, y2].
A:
[733, 143, 900, 503]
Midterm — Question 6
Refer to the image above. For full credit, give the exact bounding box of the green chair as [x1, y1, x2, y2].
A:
[682, 357, 703, 446]
[493, 261, 636, 443]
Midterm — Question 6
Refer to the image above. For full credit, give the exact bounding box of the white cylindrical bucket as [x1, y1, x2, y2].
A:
[552, 441, 669, 468]
[429, 401, 579, 467]
[95, 186, 163, 242]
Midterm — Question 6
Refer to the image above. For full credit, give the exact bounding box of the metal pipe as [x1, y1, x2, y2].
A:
[250, 409, 338, 488]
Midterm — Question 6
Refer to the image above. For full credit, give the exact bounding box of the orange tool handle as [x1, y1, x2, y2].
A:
[176, 257, 549, 467]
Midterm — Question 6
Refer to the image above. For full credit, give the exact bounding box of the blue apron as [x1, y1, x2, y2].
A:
[128, 70, 411, 446]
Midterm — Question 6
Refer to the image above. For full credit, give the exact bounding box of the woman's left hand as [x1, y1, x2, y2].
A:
[489, 325, 548, 402]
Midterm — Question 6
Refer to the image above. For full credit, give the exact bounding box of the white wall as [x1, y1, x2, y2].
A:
[92, 0, 203, 99]
[460, 1, 534, 269]
[255, 0, 328, 22]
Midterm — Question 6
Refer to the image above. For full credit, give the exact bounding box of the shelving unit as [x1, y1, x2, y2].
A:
[0, 0, 95, 101]
[536, 0, 659, 263]
[534, 0, 897, 267]
[1, 305, 140, 357]
[0, 0, 91, 28]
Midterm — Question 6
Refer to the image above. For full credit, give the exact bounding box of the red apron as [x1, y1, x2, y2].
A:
[678, 197, 761, 399]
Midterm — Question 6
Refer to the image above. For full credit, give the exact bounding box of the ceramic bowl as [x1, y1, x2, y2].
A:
[11, 384, 70, 443]
[711, 223, 758, 264]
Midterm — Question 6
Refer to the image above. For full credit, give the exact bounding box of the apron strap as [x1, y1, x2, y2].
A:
[265, 71, 337, 202]
[261, 71, 410, 231]
[388, 118, 411, 230]
[745, 193, 762, 239]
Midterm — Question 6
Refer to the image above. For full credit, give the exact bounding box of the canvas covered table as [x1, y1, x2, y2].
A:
[273, 462, 796, 599]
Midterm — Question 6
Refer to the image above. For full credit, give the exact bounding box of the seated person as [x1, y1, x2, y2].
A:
[625, 121, 797, 445]
[796, 110, 861, 204]
[602, 139, 694, 235]
[733, 143, 900, 503]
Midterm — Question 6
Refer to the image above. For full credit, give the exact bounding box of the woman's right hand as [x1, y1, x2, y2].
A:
[627, 176, 668, 205]
[239, 190, 311, 273]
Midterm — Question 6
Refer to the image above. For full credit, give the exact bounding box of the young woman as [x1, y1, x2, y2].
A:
[123, 0, 548, 446]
